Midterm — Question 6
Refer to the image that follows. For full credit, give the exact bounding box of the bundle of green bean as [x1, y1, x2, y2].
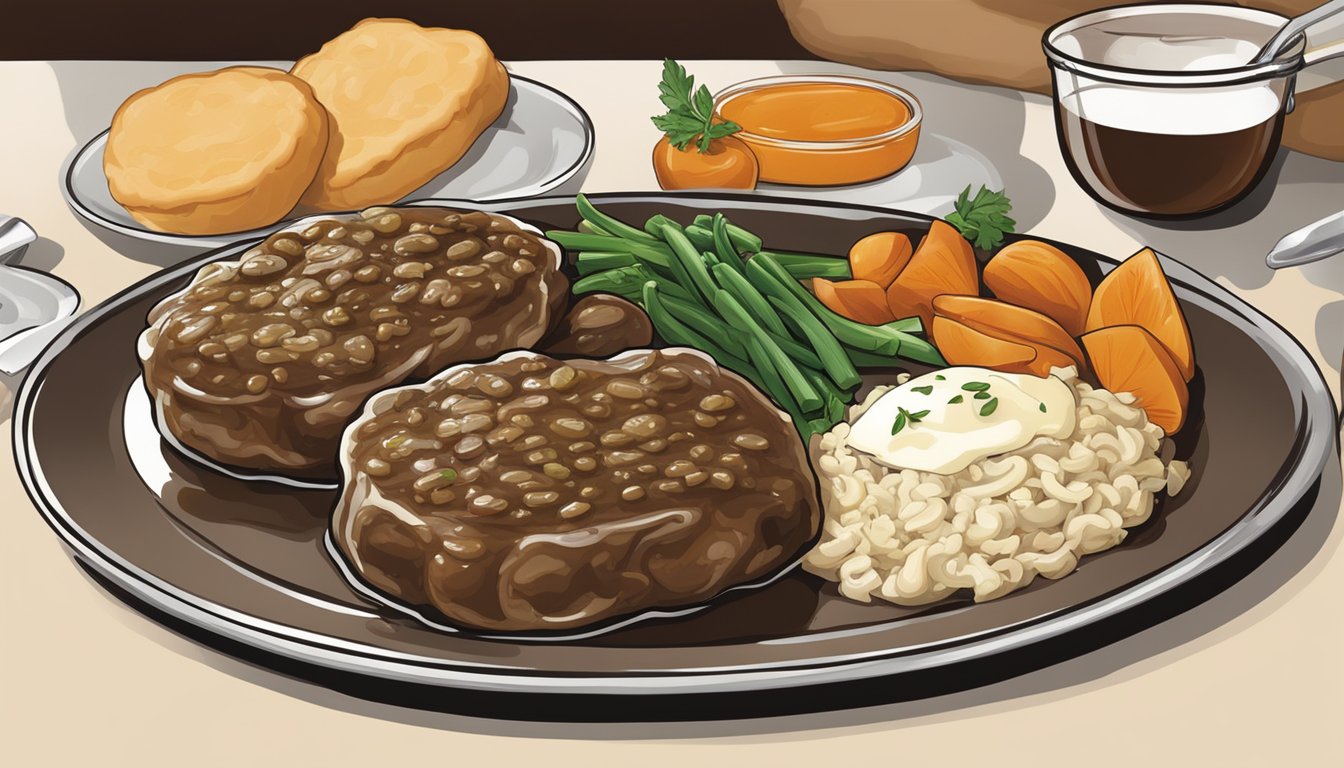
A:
[548, 195, 945, 439]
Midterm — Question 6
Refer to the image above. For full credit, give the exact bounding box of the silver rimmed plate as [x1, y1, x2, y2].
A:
[13, 194, 1338, 719]
[61, 75, 595, 250]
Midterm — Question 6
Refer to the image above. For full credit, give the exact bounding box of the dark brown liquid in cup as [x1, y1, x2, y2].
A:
[1057, 106, 1283, 217]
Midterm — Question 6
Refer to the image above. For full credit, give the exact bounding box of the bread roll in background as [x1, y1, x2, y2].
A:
[292, 19, 511, 210]
[103, 67, 328, 235]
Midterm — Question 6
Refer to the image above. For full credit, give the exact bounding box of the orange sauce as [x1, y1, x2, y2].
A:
[716, 80, 921, 186]
[719, 83, 911, 142]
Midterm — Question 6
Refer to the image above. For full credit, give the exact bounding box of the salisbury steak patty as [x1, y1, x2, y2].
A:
[332, 348, 821, 633]
[138, 206, 565, 477]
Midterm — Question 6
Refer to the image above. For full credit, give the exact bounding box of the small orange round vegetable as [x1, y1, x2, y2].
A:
[653, 135, 759, 190]
[848, 231, 913, 288]
[813, 278, 897, 325]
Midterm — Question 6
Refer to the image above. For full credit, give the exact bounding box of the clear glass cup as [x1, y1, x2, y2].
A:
[1042, 4, 1322, 218]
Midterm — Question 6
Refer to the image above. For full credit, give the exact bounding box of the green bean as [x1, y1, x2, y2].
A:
[800, 363, 848, 402]
[693, 214, 761, 253]
[642, 282, 752, 373]
[743, 332, 808, 430]
[574, 266, 694, 303]
[660, 295, 750, 359]
[761, 251, 853, 280]
[577, 220, 612, 236]
[843, 340, 948, 368]
[825, 393, 847, 425]
[663, 292, 816, 369]
[661, 224, 718, 306]
[713, 289, 822, 413]
[764, 329, 823, 370]
[766, 294, 862, 389]
[844, 346, 903, 368]
[749, 253, 936, 359]
[546, 231, 674, 269]
[883, 316, 924, 334]
[576, 251, 635, 276]
[546, 231, 624, 252]
[682, 224, 716, 253]
[798, 365, 849, 431]
[710, 262, 788, 336]
[644, 214, 681, 238]
[884, 332, 945, 366]
[712, 213, 747, 275]
[576, 194, 658, 243]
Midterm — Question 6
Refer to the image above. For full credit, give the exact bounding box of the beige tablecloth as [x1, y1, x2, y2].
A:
[0, 60, 1341, 767]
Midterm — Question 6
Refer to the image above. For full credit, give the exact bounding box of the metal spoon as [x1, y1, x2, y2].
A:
[1267, 210, 1344, 269]
[1252, 0, 1344, 64]
[0, 216, 81, 375]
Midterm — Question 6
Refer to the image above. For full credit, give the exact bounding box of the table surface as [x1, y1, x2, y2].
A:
[1, 59, 1341, 767]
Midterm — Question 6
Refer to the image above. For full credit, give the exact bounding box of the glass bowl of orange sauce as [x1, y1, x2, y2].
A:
[713, 75, 922, 187]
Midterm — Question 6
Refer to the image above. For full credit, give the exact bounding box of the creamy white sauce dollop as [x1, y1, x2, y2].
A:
[847, 367, 1077, 475]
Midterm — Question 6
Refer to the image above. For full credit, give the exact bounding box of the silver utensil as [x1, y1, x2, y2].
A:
[1266, 210, 1344, 269]
[0, 215, 36, 264]
[0, 216, 81, 375]
[1252, 0, 1344, 63]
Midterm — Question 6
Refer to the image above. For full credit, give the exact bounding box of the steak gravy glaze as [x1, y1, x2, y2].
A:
[332, 349, 822, 633]
[138, 207, 566, 478]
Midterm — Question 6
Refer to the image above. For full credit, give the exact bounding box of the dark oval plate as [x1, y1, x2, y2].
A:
[13, 194, 1338, 717]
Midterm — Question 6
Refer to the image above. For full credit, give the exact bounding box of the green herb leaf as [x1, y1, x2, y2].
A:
[1039, 403, 1047, 413]
[657, 58, 694, 113]
[979, 397, 999, 417]
[961, 381, 991, 391]
[912, 385, 933, 395]
[974, 391, 991, 400]
[935, 374, 946, 380]
[440, 468, 458, 482]
[651, 58, 741, 154]
[909, 409, 930, 420]
[946, 185, 1016, 249]
[891, 409, 908, 435]
[948, 394, 964, 404]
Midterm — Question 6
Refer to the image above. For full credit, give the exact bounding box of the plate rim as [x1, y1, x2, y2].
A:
[14, 193, 1339, 696]
[59, 74, 597, 249]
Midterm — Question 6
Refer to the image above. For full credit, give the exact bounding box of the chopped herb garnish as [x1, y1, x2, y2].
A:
[651, 59, 743, 152]
[961, 381, 991, 392]
[935, 374, 946, 380]
[912, 385, 933, 395]
[891, 409, 908, 435]
[440, 468, 458, 482]
[892, 406, 929, 435]
[979, 397, 999, 417]
[974, 391, 991, 400]
[948, 394, 964, 404]
[946, 184, 1016, 249]
[1039, 403, 1047, 413]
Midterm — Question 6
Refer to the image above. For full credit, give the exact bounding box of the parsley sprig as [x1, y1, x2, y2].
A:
[946, 185, 1016, 249]
[651, 59, 742, 153]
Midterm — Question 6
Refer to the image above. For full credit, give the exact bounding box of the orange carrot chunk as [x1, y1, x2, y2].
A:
[886, 220, 979, 329]
[849, 231, 913, 288]
[932, 294, 1086, 372]
[813, 278, 898, 325]
[931, 316, 1038, 375]
[1082, 324, 1189, 434]
[1086, 248, 1195, 381]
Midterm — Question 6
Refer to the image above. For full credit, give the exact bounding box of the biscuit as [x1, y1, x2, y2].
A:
[104, 67, 328, 235]
[291, 19, 510, 210]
